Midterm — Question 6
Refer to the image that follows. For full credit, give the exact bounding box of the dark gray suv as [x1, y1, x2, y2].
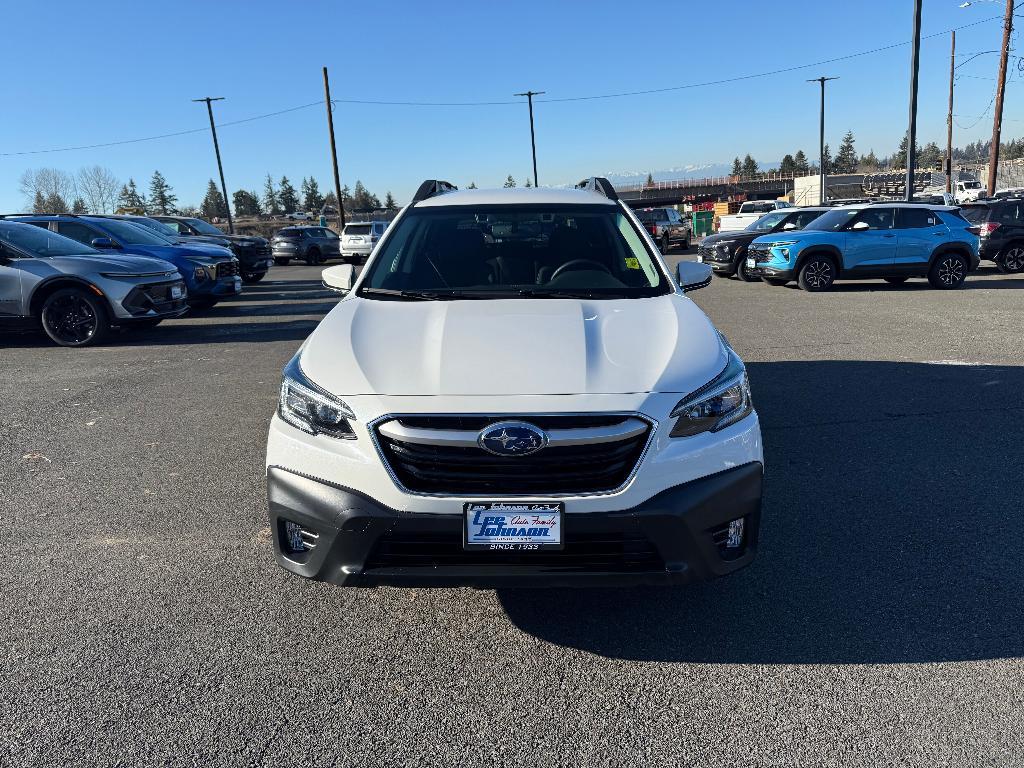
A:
[0, 221, 187, 346]
[270, 226, 340, 265]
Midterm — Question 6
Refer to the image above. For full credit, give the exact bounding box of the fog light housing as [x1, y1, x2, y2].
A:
[282, 519, 319, 554]
[725, 517, 745, 549]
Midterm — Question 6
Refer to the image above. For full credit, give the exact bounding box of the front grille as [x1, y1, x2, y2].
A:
[748, 245, 772, 263]
[216, 261, 240, 279]
[375, 414, 651, 495]
[234, 243, 271, 257]
[123, 281, 187, 316]
[365, 529, 663, 572]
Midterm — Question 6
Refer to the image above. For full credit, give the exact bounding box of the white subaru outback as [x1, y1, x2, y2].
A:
[266, 178, 763, 587]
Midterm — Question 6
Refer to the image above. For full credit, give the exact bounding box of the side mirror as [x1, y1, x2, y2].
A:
[90, 237, 119, 249]
[322, 263, 354, 294]
[676, 261, 713, 293]
[782, 222, 797, 230]
[850, 221, 870, 232]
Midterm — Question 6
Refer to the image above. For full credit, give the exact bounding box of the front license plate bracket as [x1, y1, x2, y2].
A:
[464, 502, 564, 551]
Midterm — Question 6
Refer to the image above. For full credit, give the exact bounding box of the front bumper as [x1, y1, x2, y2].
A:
[746, 262, 794, 280]
[267, 462, 763, 588]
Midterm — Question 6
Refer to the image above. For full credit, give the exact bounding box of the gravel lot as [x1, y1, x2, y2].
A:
[2, 257, 1023, 767]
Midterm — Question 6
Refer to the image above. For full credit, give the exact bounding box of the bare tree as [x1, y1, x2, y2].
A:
[76, 165, 121, 213]
[19, 168, 77, 212]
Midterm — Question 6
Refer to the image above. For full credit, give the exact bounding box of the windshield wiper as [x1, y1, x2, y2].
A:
[358, 287, 460, 301]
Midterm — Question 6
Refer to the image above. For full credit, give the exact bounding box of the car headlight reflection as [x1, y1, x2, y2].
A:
[278, 353, 356, 439]
[670, 349, 753, 437]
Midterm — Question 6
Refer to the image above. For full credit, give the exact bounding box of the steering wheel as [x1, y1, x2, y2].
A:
[550, 259, 612, 282]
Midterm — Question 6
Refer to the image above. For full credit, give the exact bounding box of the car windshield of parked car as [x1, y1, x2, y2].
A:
[636, 210, 668, 223]
[185, 218, 226, 236]
[745, 211, 789, 233]
[93, 218, 172, 245]
[129, 217, 180, 237]
[358, 204, 670, 299]
[0, 222, 99, 257]
[802, 208, 862, 231]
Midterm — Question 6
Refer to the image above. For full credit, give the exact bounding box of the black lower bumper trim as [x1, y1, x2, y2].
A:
[266, 462, 763, 588]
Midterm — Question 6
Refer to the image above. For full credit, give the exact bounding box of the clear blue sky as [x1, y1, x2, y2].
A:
[1, 0, 1020, 211]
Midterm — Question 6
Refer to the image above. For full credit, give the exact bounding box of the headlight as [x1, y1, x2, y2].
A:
[193, 266, 207, 281]
[278, 353, 356, 439]
[669, 349, 752, 437]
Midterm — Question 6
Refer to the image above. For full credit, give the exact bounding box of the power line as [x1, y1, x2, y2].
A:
[0, 12, 1010, 158]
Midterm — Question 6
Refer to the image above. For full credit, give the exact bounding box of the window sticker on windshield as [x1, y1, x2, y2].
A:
[624, 257, 641, 270]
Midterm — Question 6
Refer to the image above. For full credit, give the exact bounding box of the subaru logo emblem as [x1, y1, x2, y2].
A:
[478, 421, 548, 457]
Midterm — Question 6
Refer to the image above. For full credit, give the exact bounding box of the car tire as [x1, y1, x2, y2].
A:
[996, 244, 1024, 274]
[682, 232, 692, 250]
[274, 257, 291, 266]
[241, 271, 266, 284]
[305, 248, 322, 266]
[883, 275, 910, 284]
[134, 318, 163, 329]
[39, 287, 109, 347]
[734, 253, 760, 282]
[928, 252, 968, 289]
[797, 255, 836, 292]
[661, 234, 671, 254]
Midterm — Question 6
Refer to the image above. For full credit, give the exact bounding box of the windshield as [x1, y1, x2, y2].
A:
[185, 217, 226, 236]
[635, 210, 668, 223]
[803, 208, 861, 231]
[91, 218, 172, 245]
[0, 221, 98, 257]
[127, 217, 180, 237]
[744, 211, 789, 233]
[962, 181, 982, 189]
[358, 204, 669, 299]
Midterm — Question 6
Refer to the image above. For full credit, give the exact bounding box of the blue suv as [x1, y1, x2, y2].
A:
[746, 203, 980, 291]
[13, 215, 241, 309]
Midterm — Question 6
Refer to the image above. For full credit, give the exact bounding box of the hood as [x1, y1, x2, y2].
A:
[50, 254, 179, 274]
[752, 230, 829, 247]
[220, 234, 268, 246]
[300, 295, 727, 397]
[702, 230, 758, 246]
[175, 234, 231, 247]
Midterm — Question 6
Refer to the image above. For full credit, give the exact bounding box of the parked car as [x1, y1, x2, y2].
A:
[151, 215, 273, 284]
[955, 178, 985, 203]
[961, 197, 1024, 273]
[746, 202, 979, 291]
[718, 200, 794, 232]
[698, 206, 830, 281]
[340, 221, 389, 263]
[285, 212, 312, 221]
[633, 208, 692, 253]
[0, 220, 186, 346]
[13, 215, 239, 310]
[270, 226, 340, 265]
[266, 178, 763, 588]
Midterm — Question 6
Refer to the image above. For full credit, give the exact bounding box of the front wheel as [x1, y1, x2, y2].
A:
[797, 255, 836, 292]
[241, 271, 266, 284]
[274, 257, 291, 266]
[928, 252, 968, 289]
[305, 248, 322, 266]
[734, 253, 760, 282]
[39, 288, 109, 347]
[996, 245, 1024, 274]
[661, 234, 671, 254]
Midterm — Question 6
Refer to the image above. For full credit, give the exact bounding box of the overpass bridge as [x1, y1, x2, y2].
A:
[613, 172, 801, 207]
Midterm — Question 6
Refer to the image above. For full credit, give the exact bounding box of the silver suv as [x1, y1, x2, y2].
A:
[0, 220, 186, 347]
[340, 221, 388, 263]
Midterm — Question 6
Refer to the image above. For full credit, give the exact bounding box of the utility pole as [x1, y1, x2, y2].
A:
[192, 97, 233, 233]
[807, 77, 837, 204]
[905, 0, 923, 202]
[514, 90, 544, 187]
[947, 30, 956, 194]
[987, 0, 1014, 197]
[322, 67, 346, 229]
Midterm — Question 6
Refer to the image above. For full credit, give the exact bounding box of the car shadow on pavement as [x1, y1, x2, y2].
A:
[499, 360, 1024, 664]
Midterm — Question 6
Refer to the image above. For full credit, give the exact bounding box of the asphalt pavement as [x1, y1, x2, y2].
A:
[2, 258, 1023, 767]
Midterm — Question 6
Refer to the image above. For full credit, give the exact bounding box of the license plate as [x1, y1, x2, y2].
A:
[696, 254, 703, 263]
[746, 257, 756, 269]
[265, 260, 274, 268]
[170, 285, 183, 299]
[232, 277, 242, 292]
[464, 502, 563, 551]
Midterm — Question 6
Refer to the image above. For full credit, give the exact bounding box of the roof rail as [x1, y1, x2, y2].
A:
[0, 213, 81, 218]
[574, 177, 619, 201]
[411, 180, 458, 203]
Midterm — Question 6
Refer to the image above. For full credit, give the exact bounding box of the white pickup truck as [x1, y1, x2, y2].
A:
[718, 200, 794, 232]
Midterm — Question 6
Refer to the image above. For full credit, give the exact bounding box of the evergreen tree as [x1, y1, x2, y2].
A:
[858, 150, 880, 172]
[71, 197, 88, 214]
[32, 190, 46, 213]
[895, 132, 922, 168]
[384, 191, 397, 211]
[200, 179, 228, 220]
[793, 150, 810, 173]
[646, 172, 655, 185]
[369, 192, 381, 210]
[779, 154, 796, 174]
[467, 181, 478, 189]
[920, 141, 943, 170]
[351, 180, 375, 211]
[43, 192, 69, 214]
[232, 190, 262, 217]
[340, 184, 352, 210]
[278, 176, 299, 214]
[302, 177, 324, 212]
[834, 131, 858, 174]
[322, 191, 338, 213]
[503, 175, 516, 188]
[118, 178, 147, 212]
[820, 144, 832, 174]
[741, 154, 759, 176]
[524, 178, 533, 188]
[263, 174, 280, 215]
[731, 157, 742, 176]
[148, 170, 178, 214]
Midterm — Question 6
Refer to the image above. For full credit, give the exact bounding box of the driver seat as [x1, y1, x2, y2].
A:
[538, 226, 588, 283]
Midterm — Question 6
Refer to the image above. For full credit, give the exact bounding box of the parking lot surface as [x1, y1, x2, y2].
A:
[3, 260, 1023, 767]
